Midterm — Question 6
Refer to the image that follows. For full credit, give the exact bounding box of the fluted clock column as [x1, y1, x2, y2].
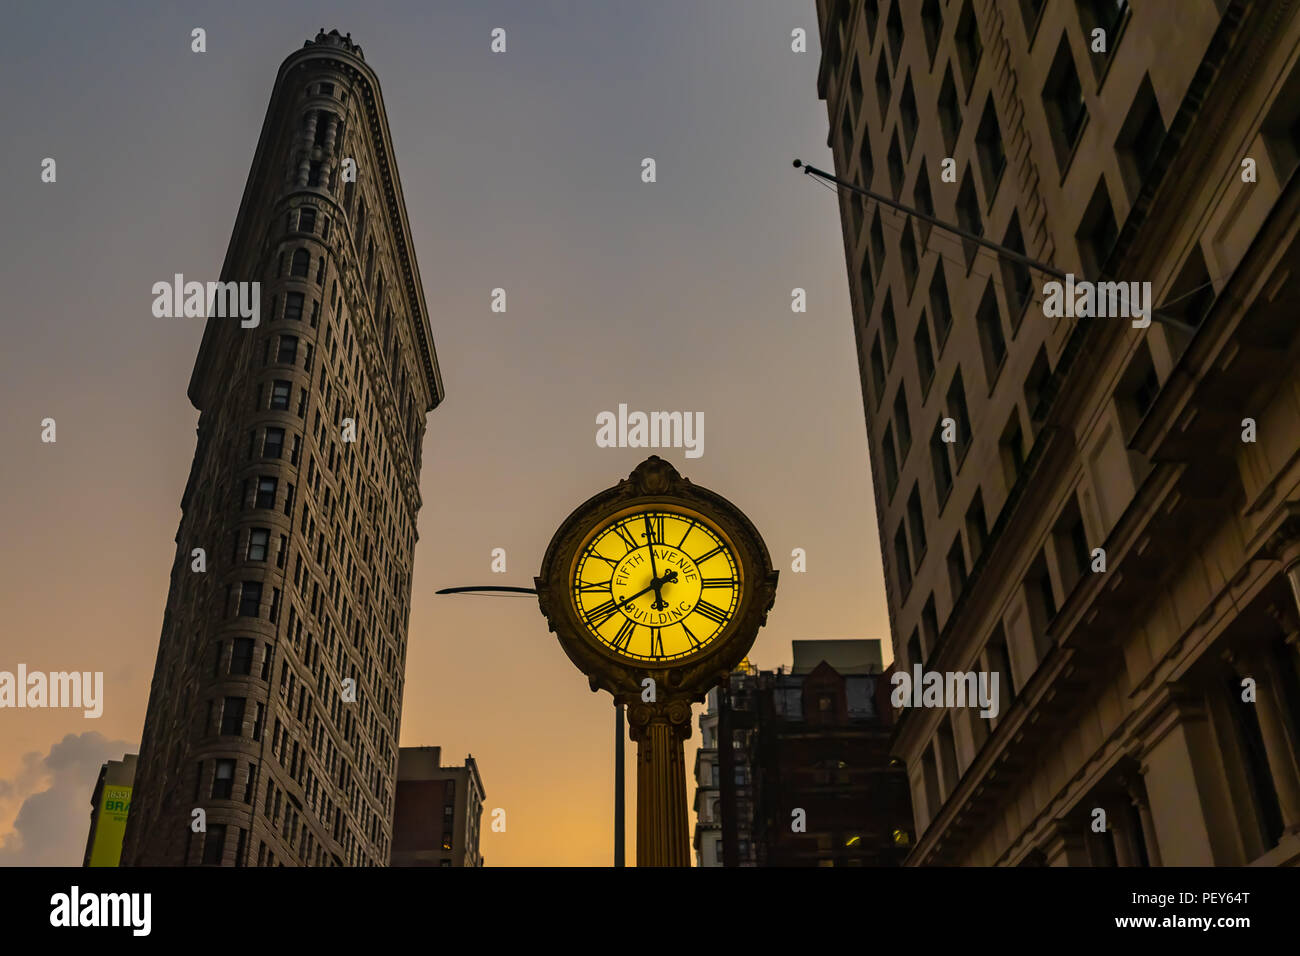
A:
[628, 698, 693, 866]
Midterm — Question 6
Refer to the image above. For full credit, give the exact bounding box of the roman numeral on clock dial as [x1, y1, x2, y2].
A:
[694, 601, 729, 624]
[650, 627, 664, 656]
[584, 599, 619, 627]
[694, 545, 725, 563]
[612, 618, 637, 651]
[613, 524, 639, 552]
[701, 577, 738, 588]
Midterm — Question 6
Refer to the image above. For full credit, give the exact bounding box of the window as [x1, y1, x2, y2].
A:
[882, 423, 900, 497]
[900, 74, 919, 155]
[975, 280, 1007, 386]
[914, 314, 936, 396]
[893, 384, 912, 460]
[930, 261, 953, 348]
[913, 160, 934, 248]
[955, 0, 982, 95]
[882, 292, 898, 365]
[1024, 345, 1052, 427]
[1024, 551, 1058, 656]
[316, 257, 325, 285]
[858, 123, 874, 188]
[859, 252, 876, 321]
[213, 759, 235, 799]
[270, 380, 291, 410]
[1043, 36, 1088, 170]
[255, 477, 277, 509]
[1053, 497, 1090, 594]
[1261, 59, 1300, 183]
[298, 207, 316, 233]
[863, 0, 880, 44]
[955, 168, 983, 269]
[1076, 177, 1118, 277]
[263, 427, 285, 459]
[900, 220, 919, 295]
[987, 624, 1016, 710]
[1163, 245, 1214, 328]
[907, 485, 927, 562]
[875, 57, 892, 124]
[307, 162, 323, 187]
[1076, 0, 1128, 77]
[277, 335, 299, 364]
[1115, 75, 1165, 199]
[887, 130, 905, 199]
[247, 528, 270, 561]
[965, 490, 989, 563]
[870, 336, 887, 404]
[908, 629, 925, 670]
[231, 638, 254, 675]
[238, 581, 262, 617]
[849, 60, 864, 123]
[999, 408, 1026, 486]
[284, 292, 304, 322]
[1116, 341, 1160, 439]
[221, 697, 246, 736]
[999, 212, 1033, 327]
[894, 524, 913, 596]
[931, 420, 953, 505]
[938, 65, 962, 155]
[921, 594, 939, 653]
[886, 0, 904, 69]
[947, 535, 968, 601]
[921, 0, 942, 63]
[870, 209, 887, 277]
[290, 248, 310, 277]
[975, 97, 1006, 200]
[1019, 0, 1046, 37]
[202, 825, 227, 865]
[946, 369, 972, 457]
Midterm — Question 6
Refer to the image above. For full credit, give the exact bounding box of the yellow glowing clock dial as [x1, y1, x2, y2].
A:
[572, 510, 742, 662]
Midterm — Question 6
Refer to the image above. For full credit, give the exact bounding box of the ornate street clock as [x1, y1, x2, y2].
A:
[536, 456, 778, 866]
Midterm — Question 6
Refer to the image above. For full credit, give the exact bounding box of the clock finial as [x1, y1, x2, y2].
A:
[628, 455, 682, 496]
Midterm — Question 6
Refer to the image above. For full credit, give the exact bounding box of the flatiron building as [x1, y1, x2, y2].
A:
[121, 29, 444, 866]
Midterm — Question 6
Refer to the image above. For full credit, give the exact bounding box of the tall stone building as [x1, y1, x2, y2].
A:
[815, 0, 1300, 865]
[121, 30, 444, 867]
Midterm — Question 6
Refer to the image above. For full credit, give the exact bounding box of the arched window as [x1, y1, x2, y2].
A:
[316, 257, 325, 285]
[291, 249, 310, 277]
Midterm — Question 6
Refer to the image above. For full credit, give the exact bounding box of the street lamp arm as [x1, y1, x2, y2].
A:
[434, 585, 539, 595]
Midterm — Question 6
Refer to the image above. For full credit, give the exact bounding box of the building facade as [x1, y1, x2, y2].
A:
[816, 0, 1300, 865]
[696, 642, 912, 866]
[83, 754, 138, 867]
[391, 747, 486, 867]
[121, 30, 444, 867]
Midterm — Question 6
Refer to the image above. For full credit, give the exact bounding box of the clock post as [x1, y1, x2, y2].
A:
[535, 456, 778, 866]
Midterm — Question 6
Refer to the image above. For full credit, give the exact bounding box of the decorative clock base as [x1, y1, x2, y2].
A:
[628, 698, 693, 866]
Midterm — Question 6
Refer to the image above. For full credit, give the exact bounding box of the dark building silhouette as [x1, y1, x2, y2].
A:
[697, 641, 912, 866]
[391, 747, 486, 867]
[121, 30, 443, 867]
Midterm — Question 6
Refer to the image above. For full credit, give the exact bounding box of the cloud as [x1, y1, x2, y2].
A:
[0, 732, 134, 866]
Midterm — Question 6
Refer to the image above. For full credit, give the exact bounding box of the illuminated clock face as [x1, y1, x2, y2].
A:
[572, 509, 742, 662]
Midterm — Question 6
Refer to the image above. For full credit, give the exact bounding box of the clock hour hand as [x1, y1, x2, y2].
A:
[618, 570, 678, 609]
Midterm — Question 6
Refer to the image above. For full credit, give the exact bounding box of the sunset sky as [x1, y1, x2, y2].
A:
[0, 0, 890, 865]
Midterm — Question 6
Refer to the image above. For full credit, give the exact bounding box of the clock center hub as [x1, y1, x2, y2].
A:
[611, 545, 702, 626]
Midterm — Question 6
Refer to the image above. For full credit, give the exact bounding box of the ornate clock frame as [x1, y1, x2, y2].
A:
[535, 456, 778, 865]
